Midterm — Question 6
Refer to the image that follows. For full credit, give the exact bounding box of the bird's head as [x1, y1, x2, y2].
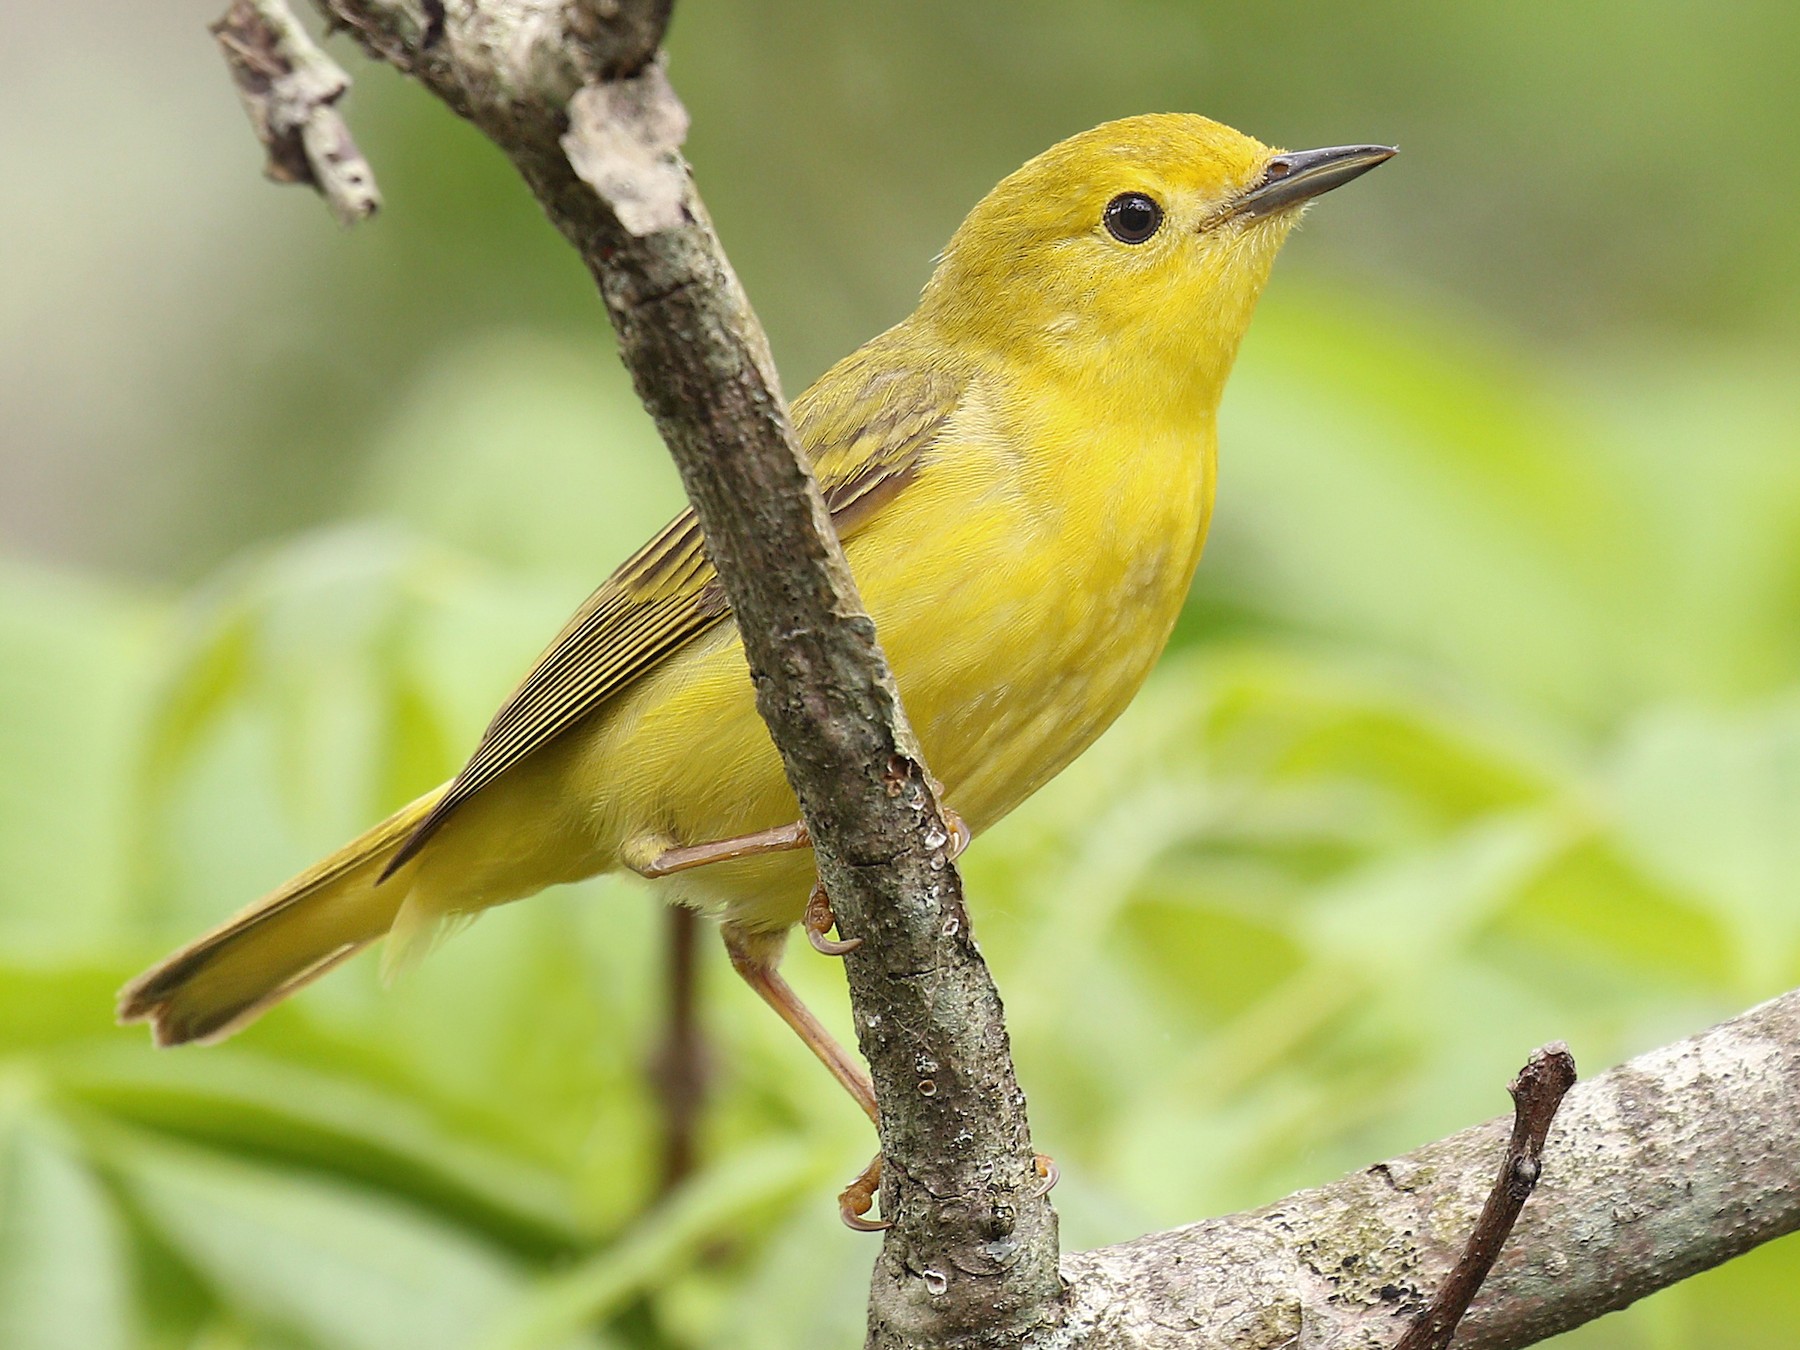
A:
[919, 114, 1393, 403]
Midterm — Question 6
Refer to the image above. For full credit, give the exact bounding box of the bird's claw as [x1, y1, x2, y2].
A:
[919, 776, 972, 862]
[804, 883, 862, 957]
[1032, 1152, 1059, 1198]
[839, 1154, 890, 1232]
[943, 806, 972, 861]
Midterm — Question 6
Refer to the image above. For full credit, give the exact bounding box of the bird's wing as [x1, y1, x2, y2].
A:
[384, 354, 961, 874]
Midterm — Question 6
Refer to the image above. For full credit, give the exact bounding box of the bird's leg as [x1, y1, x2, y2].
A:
[631, 820, 811, 878]
[633, 799, 970, 884]
[658, 802, 975, 1228]
[721, 925, 893, 1230]
[630, 800, 969, 955]
[721, 926, 877, 1123]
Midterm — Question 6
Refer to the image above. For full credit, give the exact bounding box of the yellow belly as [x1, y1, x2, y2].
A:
[411, 415, 1216, 936]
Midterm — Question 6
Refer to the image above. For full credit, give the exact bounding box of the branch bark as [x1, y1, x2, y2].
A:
[290, 1, 1059, 1344]
[210, 5, 1800, 1348]
[1057, 988, 1800, 1348]
[212, 0, 380, 224]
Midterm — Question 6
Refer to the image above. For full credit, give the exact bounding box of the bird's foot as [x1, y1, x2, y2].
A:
[918, 775, 972, 861]
[802, 798, 967, 960]
[839, 1153, 890, 1232]
[804, 883, 861, 956]
[836, 1151, 1053, 1231]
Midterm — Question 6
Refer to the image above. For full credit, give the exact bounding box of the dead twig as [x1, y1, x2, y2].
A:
[1395, 1043, 1579, 1350]
[649, 904, 710, 1195]
[211, 0, 379, 225]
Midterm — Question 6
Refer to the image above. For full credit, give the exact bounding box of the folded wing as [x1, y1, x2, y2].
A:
[385, 349, 961, 873]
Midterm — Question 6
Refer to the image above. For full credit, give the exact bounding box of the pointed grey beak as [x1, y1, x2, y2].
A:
[1231, 144, 1397, 219]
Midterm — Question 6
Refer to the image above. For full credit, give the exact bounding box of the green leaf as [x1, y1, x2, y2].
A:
[1221, 288, 1658, 721]
[116, 1134, 599, 1350]
[356, 333, 685, 576]
[0, 1104, 133, 1350]
[0, 562, 158, 945]
[1608, 700, 1800, 992]
[484, 1140, 818, 1350]
[66, 1048, 587, 1258]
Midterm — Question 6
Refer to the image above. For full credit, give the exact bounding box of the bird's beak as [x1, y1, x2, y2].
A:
[1229, 144, 1397, 219]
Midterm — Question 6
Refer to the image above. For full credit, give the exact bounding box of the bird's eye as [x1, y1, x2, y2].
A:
[1103, 192, 1163, 244]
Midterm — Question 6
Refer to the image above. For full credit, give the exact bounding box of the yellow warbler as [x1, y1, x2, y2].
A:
[121, 113, 1390, 1215]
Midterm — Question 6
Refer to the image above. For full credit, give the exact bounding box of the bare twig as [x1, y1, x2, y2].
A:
[1395, 1044, 1578, 1350]
[211, 0, 379, 225]
[649, 905, 709, 1195]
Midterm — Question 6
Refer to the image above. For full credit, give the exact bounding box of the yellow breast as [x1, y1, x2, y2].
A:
[858, 373, 1217, 831]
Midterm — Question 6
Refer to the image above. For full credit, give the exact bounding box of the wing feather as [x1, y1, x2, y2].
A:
[384, 350, 961, 874]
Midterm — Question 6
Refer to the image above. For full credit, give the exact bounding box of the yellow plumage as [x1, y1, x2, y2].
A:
[120, 114, 1392, 1048]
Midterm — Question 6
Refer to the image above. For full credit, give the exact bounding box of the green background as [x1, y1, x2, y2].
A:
[4, 2, 1800, 1345]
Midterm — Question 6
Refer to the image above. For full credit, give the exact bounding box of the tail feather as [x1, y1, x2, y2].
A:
[118, 788, 446, 1046]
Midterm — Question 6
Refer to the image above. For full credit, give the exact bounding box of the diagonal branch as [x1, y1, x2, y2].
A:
[285, 1, 1060, 1344]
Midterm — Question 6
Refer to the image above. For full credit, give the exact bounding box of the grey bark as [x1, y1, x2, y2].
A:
[1057, 988, 1800, 1348]
[211, 4, 1800, 1348]
[211, 0, 380, 224]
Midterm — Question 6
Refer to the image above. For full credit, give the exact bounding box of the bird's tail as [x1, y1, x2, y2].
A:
[117, 787, 447, 1047]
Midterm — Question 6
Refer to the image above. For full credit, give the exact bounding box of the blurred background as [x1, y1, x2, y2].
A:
[5, 1, 1800, 1346]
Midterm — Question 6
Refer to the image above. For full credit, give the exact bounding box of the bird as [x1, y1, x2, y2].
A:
[119, 113, 1393, 1227]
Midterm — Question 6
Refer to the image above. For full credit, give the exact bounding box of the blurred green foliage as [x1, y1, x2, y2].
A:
[5, 2, 1800, 1347]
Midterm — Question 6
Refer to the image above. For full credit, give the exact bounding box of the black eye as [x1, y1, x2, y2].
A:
[1103, 192, 1163, 244]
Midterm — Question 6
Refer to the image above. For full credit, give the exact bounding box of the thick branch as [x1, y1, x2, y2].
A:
[298, 2, 1059, 1343]
[1056, 988, 1800, 1348]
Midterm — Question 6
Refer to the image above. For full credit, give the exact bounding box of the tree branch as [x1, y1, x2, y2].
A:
[1057, 988, 1800, 1348]
[648, 905, 709, 1196]
[211, 0, 380, 224]
[290, 1, 1059, 1343]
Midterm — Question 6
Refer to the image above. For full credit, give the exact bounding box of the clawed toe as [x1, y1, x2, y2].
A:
[839, 1153, 890, 1232]
[943, 806, 972, 860]
[804, 883, 862, 957]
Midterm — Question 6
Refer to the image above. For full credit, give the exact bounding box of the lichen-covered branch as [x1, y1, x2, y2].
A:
[287, 2, 1060, 1344]
[211, 0, 380, 224]
[1054, 988, 1800, 1348]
